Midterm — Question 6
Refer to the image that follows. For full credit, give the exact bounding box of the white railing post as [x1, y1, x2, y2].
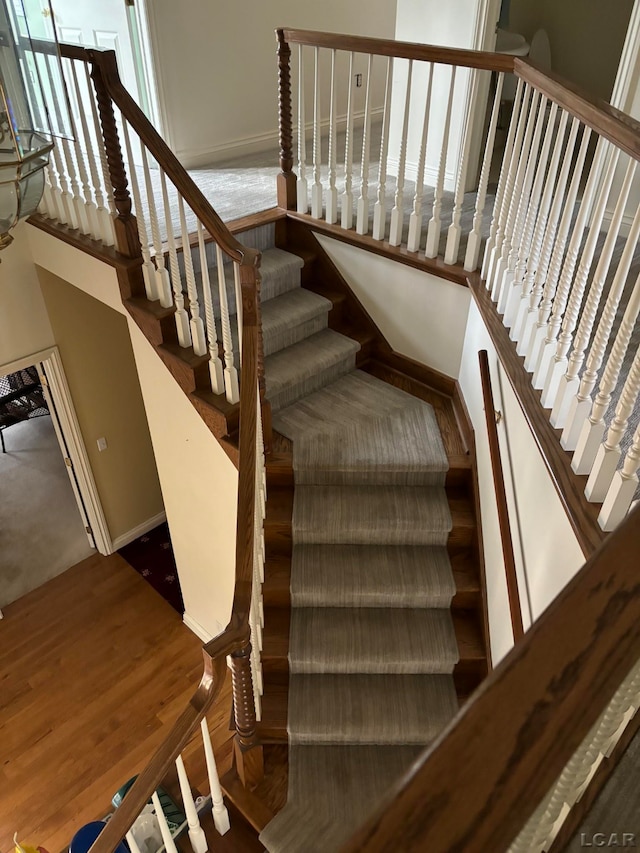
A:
[493, 88, 542, 307]
[296, 44, 308, 214]
[138, 143, 173, 308]
[197, 223, 225, 395]
[356, 54, 374, 235]
[482, 76, 524, 282]
[389, 58, 412, 247]
[178, 196, 207, 356]
[200, 717, 231, 835]
[372, 55, 395, 242]
[523, 125, 592, 372]
[425, 64, 457, 259]
[465, 71, 504, 271]
[572, 270, 640, 474]
[175, 753, 208, 853]
[503, 100, 558, 327]
[65, 58, 101, 240]
[599, 425, 640, 530]
[585, 344, 640, 502]
[539, 146, 620, 407]
[340, 52, 355, 230]
[311, 47, 323, 219]
[160, 170, 192, 348]
[407, 62, 434, 253]
[151, 791, 179, 853]
[326, 49, 338, 224]
[216, 251, 240, 404]
[551, 156, 637, 429]
[562, 202, 640, 450]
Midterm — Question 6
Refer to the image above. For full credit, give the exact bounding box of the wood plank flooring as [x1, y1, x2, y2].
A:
[0, 553, 236, 853]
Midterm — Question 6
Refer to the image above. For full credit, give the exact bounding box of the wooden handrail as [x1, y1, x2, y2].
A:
[278, 28, 516, 72]
[343, 504, 640, 852]
[479, 350, 524, 642]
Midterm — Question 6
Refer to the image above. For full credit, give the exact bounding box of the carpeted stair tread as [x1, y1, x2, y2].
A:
[288, 673, 458, 744]
[260, 289, 332, 356]
[291, 543, 455, 608]
[289, 607, 459, 674]
[265, 329, 360, 412]
[293, 484, 452, 545]
[259, 745, 423, 852]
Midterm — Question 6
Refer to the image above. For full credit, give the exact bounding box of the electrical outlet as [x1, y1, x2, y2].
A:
[355, 73, 362, 88]
[97, 437, 108, 452]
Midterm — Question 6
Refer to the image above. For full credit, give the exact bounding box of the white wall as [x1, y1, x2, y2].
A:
[28, 228, 238, 639]
[145, 0, 397, 166]
[0, 223, 54, 367]
[459, 300, 586, 664]
[317, 234, 470, 378]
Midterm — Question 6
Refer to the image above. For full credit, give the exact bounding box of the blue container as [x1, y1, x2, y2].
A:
[69, 821, 128, 853]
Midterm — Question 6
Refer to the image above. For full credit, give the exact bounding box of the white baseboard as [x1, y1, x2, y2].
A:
[183, 612, 225, 643]
[111, 511, 167, 551]
[387, 156, 457, 193]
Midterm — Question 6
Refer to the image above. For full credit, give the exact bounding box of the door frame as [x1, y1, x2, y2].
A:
[610, 0, 640, 112]
[0, 346, 112, 555]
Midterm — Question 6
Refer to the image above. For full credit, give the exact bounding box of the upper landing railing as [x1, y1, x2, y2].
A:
[276, 28, 640, 537]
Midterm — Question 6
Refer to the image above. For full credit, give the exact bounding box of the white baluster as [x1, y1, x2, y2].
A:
[425, 65, 457, 259]
[372, 56, 394, 242]
[356, 54, 374, 235]
[297, 44, 308, 214]
[551, 157, 637, 429]
[482, 76, 524, 282]
[197, 223, 225, 394]
[585, 344, 640, 502]
[233, 262, 243, 362]
[178, 197, 207, 356]
[465, 71, 504, 271]
[151, 791, 179, 853]
[539, 146, 620, 408]
[160, 170, 191, 348]
[407, 62, 434, 254]
[175, 754, 208, 853]
[485, 82, 531, 293]
[69, 60, 107, 240]
[39, 162, 56, 220]
[341, 52, 355, 229]
[311, 47, 323, 219]
[65, 58, 100, 239]
[493, 88, 542, 307]
[503, 101, 558, 327]
[389, 58, 412, 247]
[121, 120, 158, 301]
[572, 270, 640, 474]
[215, 246, 240, 404]
[200, 717, 231, 835]
[84, 63, 116, 245]
[445, 68, 481, 265]
[511, 109, 571, 344]
[562, 202, 640, 450]
[325, 49, 338, 224]
[125, 831, 143, 853]
[139, 144, 173, 308]
[599, 424, 640, 530]
[524, 126, 592, 372]
[43, 155, 66, 224]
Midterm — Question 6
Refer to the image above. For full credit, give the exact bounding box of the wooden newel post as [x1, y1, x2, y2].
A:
[276, 29, 297, 210]
[230, 642, 264, 789]
[89, 51, 142, 259]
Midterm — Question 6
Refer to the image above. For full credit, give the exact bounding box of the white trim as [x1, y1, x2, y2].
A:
[611, 0, 640, 111]
[183, 613, 225, 643]
[176, 108, 384, 170]
[0, 346, 112, 555]
[110, 510, 167, 550]
[387, 156, 458, 193]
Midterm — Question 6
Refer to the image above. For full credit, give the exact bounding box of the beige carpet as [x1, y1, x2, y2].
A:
[0, 417, 95, 609]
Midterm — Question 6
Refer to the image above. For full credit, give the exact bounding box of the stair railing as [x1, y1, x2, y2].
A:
[26, 44, 268, 851]
[342, 504, 640, 853]
[276, 28, 640, 536]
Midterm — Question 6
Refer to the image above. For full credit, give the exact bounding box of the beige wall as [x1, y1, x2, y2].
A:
[144, 0, 397, 165]
[509, 0, 633, 101]
[0, 223, 54, 367]
[38, 269, 164, 542]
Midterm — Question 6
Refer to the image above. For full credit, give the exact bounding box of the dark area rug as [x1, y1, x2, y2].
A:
[118, 523, 184, 614]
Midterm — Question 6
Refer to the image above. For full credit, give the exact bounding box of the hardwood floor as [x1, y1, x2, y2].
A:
[0, 553, 236, 853]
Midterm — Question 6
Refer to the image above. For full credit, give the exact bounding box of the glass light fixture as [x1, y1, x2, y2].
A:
[0, 0, 53, 251]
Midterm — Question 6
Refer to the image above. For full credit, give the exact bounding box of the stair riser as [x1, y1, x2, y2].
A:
[264, 314, 328, 358]
[293, 470, 448, 487]
[269, 355, 356, 413]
